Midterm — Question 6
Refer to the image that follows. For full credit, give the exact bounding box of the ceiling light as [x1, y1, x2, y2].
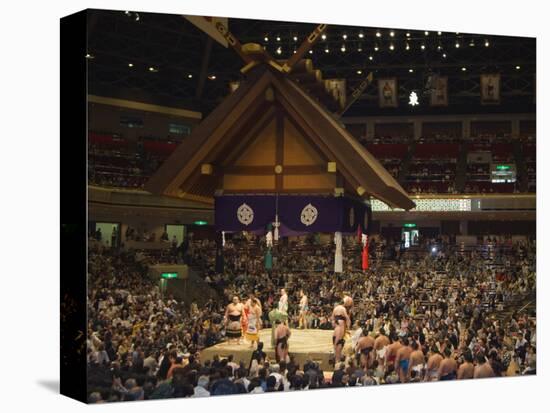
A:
[85, 53, 94, 59]
[406, 32, 411, 37]
[128, 63, 134, 67]
[340, 44, 346, 52]
[376, 31, 381, 37]
[389, 30, 395, 37]
[264, 36, 269, 42]
[368, 55, 373, 61]
[309, 50, 313, 54]
[342, 34, 347, 40]
[148, 66, 157, 72]
[516, 65, 521, 70]
[405, 43, 410, 50]
[276, 47, 282, 55]
[485, 39, 490, 47]
[293, 36, 298, 41]
[389, 43, 395, 51]
[437, 45, 442, 50]
[358, 32, 364, 38]
[469, 39, 475, 47]
[357, 43, 363, 52]
[438, 31, 442, 35]
[424, 31, 429, 36]
[455, 42, 460, 48]
[421, 44, 426, 50]
[356, 70, 362, 75]
[276, 36, 281, 41]
[442, 53, 447, 58]
[325, 47, 330, 53]
[321, 34, 327, 40]
[461, 67, 467, 71]
[187, 74, 193, 78]
[409, 68, 414, 73]
[374, 44, 379, 51]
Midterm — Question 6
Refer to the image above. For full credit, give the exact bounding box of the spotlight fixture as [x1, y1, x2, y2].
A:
[342, 34, 347, 40]
[293, 36, 298, 41]
[437, 44, 442, 50]
[340, 44, 346, 52]
[187, 74, 193, 78]
[128, 63, 134, 67]
[405, 43, 410, 50]
[389, 30, 395, 37]
[376, 31, 381, 37]
[442, 53, 447, 58]
[276, 36, 281, 41]
[409, 68, 414, 73]
[424, 31, 429, 36]
[208, 74, 216, 80]
[148, 66, 157, 72]
[485, 39, 490, 47]
[264, 36, 269, 42]
[469, 39, 475, 47]
[309, 49, 313, 54]
[406, 32, 411, 37]
[455, 42, 460, 48]
[438, 31, 442, 35]
[325, 47, 330, 53]
[421, 44, 426, 50]
[357, 43, 363, 52]
[389, 43, 395, 51]
[461, 67, 467, 71]
[516, 65, 521, 70]
[276, 47, 282, 55]
[374, 44, 379, 51]
[357, 69, 363, 75]
[368, 55, 373, 61]
[85, 53, 94, 59]
[293, 48, 297, 54]
[321, 34, 327, 40]
[358, 32, 364, 38]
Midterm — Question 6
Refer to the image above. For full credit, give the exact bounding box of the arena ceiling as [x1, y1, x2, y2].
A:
[86, 9, 536, 117]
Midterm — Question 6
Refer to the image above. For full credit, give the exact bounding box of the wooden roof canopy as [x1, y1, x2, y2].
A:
[145, 24, 415, 211]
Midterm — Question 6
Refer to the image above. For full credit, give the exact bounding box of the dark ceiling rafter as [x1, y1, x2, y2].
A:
[87, 9, 536, 117]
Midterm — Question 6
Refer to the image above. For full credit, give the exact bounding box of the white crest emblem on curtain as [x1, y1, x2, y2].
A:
[300, 203, 318, 226]
[237, 203, 254, 225]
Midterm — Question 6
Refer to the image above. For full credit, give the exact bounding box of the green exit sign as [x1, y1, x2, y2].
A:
[403, 223, 417, 228]
[193, 220, 208, 226]
[161, 272, 178, 279]
[496, 165, 511, 170]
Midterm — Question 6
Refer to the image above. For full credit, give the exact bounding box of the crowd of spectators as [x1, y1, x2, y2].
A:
[87, 232, 536, 403]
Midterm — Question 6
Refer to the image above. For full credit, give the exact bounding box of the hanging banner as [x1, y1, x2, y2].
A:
[480, 74, 501, 105]
[430, 75, 448, 106]
[214, 195, 370, 234]
[378, 78, 398, 108]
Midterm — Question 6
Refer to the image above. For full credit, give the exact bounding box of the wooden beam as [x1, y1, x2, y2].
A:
[223, 165, 326, 175]
[338, 72, 374, 116]
[282, 24, 328, 73]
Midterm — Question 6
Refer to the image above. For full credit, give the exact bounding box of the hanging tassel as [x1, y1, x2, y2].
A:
[334, 231, 343, 273]
[362, 234, 369, 271]
[273, 214, 280, 241]
[222, 231, 226, 247]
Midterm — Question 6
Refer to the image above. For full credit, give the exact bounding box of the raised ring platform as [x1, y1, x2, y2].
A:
[200, 328, 352, 371]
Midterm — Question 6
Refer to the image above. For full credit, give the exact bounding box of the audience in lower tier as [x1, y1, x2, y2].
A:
[86, 234, 536, 402]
